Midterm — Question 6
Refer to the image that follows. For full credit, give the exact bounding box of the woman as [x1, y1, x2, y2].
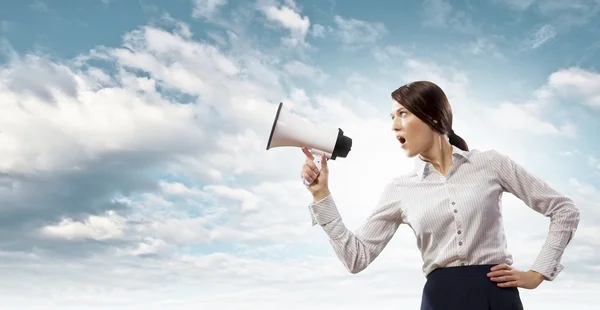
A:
[300, 81, 580, 310]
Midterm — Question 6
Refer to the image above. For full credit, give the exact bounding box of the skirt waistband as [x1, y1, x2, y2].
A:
[426, 264, 496, 280]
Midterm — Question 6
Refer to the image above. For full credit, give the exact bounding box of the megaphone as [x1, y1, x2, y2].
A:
[266, 102, 352, 185]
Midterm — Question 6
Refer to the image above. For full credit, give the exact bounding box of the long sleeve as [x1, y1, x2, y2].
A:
[491, 150, 580, 281]
[308, 183, 404, 274]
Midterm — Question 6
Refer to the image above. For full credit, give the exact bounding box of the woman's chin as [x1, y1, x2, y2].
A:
[402, 148, 416, 158]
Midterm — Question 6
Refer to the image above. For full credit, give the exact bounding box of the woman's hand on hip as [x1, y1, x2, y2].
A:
[487, 263, 544, 289]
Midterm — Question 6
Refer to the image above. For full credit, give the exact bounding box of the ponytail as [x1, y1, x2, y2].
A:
[448, 129, 469, 151]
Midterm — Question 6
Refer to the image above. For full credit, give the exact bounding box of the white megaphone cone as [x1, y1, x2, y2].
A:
[266, 102, 352, 186]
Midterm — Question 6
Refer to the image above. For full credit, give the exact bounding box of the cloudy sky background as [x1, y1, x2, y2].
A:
[1, 0, 599, 309]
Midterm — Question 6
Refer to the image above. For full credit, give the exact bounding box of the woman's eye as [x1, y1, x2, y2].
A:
[391, 111, 407, 119]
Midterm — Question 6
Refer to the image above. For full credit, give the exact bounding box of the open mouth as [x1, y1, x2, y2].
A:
[397, 136, 406, 144]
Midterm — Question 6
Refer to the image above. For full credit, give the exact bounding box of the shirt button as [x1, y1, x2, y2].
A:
[457, 230, 461, 235]
[451, 202, 455, 205]
[461, 263, 465, 266]
[453, 209, 458, 213]
[458, 242, 463, 246]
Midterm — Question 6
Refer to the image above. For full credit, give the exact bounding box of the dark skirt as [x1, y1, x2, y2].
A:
[420, 264, 524, 310]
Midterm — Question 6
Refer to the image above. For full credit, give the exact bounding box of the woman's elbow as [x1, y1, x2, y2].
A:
[570, 203, 581, 226]
[556, 198, 580, 225]
[348, 266, 365, 274]
[563, 197, 580, 217]
[346, 261, 368, 274]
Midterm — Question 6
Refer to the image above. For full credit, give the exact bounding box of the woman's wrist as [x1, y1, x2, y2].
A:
[312, 188, 331, 202]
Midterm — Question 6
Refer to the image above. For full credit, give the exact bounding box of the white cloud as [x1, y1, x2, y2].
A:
[498, 0, 600, 27]
[127, 237, 168, 256]
[401, 59, 470, 99]
[484, 101, 576, 137]
[308, 15, 388, 49]
[204, 185, 260, 212]
[476, 66, 600, 139]
[1, 235, 599, 310]
[421, 0, 478, 34]
[261, 6, 309, 34]
[569, 178, 600, 201]
[258, 0, 311, 46]
[330, 15, 387, 46]
[588, 156, 600, 170]
[371, 45, 409, 63]
[40, 210, 125, 241]
[529, 24, 557, 49]
[310, 23, 326, 38]
[160, 181, 204, 197]
[283, 60, 326, 81]
[546, 67, 600, 109]
[192, 0, 228, 19]
[1, 6, 599, 310]
[0, 55, 205, 175]
[370, 48, 581, 152]
[462, 37, 506, 59]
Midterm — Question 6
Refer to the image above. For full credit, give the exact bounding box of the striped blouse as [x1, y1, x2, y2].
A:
[308, 145, 580, 280]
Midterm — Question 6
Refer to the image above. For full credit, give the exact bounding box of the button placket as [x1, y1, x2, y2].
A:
[447, 184, 466, 260]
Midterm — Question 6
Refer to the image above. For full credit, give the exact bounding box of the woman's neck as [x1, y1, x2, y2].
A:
[419, 137, 453, 176]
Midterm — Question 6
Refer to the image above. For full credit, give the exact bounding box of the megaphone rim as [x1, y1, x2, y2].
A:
[266, 102, 283, 150]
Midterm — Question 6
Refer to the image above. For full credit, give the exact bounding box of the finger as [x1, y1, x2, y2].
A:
[303, 175, 316, 185]
[320, 153, 328, 172]
[301, 147, 314, 160]
[487, 270, 512, 277]
[490, 264, 507, 271]
[497, 281, 519, 288]
[302, 167, 318, 179]
[302, 166, 319, 177]
[303, 162, 319, 175]
[489, 275, 517, 282]
[490, 264, 510, 271]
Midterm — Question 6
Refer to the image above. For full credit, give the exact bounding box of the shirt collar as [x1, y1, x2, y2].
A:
[412, 145, 470, 180]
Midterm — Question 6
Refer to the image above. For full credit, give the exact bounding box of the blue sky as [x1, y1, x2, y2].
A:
[1, 0, 600, 309]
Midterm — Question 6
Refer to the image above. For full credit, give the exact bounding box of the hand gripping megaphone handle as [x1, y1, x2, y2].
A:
[302, 148, 331, 186]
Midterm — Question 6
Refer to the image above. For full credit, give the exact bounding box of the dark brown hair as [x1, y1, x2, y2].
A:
[391, 81, 469, 151]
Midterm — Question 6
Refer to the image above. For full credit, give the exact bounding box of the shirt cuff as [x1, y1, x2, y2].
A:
[308, 194, 340, 226]
[530, 246, 564, 281]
